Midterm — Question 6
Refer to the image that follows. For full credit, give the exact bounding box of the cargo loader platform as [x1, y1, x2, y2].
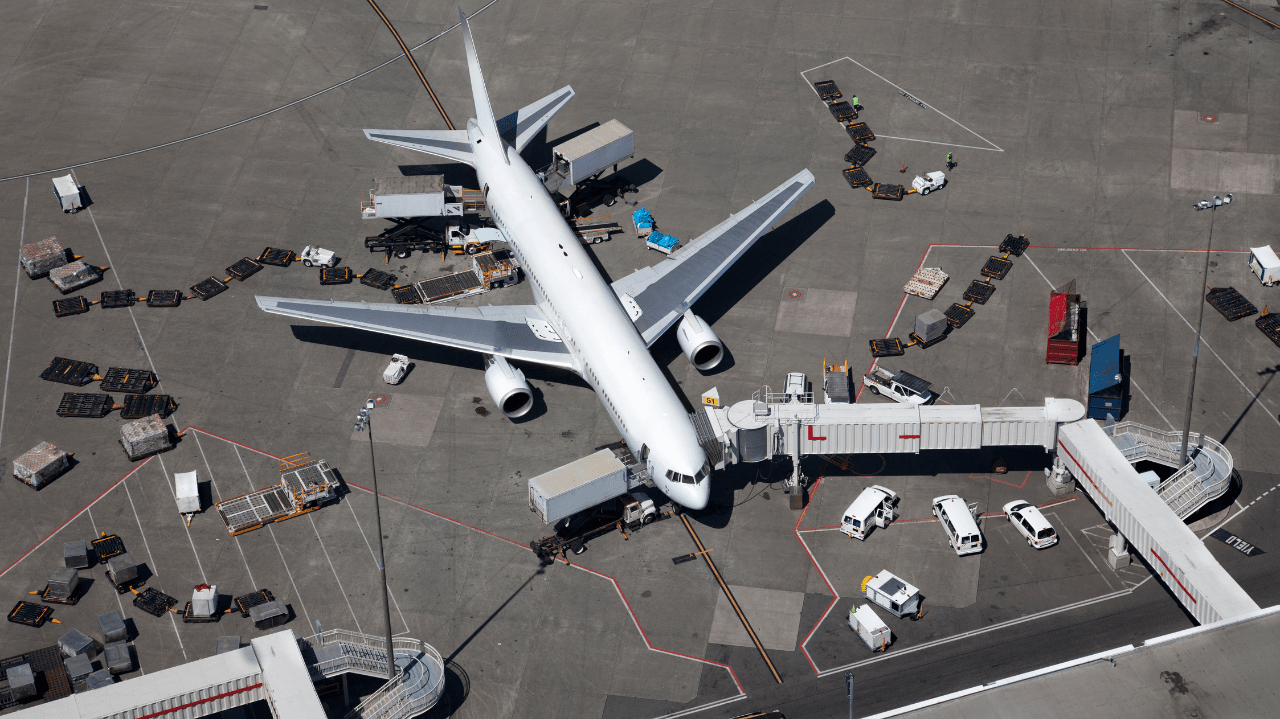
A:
[215, 454, 340, 535]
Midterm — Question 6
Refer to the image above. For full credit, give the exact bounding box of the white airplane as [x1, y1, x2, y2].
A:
[256, 9, 814, 509]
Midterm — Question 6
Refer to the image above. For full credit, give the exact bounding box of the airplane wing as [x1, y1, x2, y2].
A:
[496, 86, 575, 153]
[363, 129, 474, 166]
[611, 169, 815, 346]
[255, 297, 576, 370]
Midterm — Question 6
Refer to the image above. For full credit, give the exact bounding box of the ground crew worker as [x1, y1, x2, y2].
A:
[851, 95, 860, 109]
[946, 152, 953, 168]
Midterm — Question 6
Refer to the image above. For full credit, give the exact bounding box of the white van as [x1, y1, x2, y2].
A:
[932, 495, 983, 555]
[839, 485, 897, 540]
[1249, 245, 1280, 286]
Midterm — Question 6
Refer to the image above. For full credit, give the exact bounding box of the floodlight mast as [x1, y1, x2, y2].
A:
[1180, 193, 1232, 467]
[354, 398, 396, 680]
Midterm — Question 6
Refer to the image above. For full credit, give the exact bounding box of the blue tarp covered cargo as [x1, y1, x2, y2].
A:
[632, 207, 654, 229]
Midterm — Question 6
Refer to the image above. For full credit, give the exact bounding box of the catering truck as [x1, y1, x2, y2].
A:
[528, 448, 660, 559]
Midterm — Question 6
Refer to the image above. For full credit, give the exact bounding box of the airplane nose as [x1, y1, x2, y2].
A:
[671, 482, 709, 511]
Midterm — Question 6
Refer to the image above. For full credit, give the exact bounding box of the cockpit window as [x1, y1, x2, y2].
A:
[682, 474, 695, 484]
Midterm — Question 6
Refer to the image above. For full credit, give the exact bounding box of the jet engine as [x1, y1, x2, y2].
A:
[676, 311, 725, 371]
[484, 355, 534, 418]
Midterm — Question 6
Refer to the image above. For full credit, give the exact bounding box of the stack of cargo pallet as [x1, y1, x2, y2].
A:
[40, 356, 177, 424]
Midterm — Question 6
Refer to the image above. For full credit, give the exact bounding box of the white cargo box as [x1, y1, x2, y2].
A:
[175, 471, 200, 514]
[52, 174, 82, 212]
[191, 583, 217, 617]
[528, 449, 632, 524]
[1249, 245, 1280, 286]
[364, 175, 463, 219]
[862, 569, 922, 618]
[553, 119, 635, 185]
[847, 603, 891, 652]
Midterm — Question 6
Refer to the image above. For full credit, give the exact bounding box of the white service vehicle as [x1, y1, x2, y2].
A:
[784, 372, 808, 402]
[910, 171, 946, 195]
[298, 245, 337, 268]
[862, 366, 935, 405]
[1249, 245, 1280, 287]
[383, 354, 411, 384]
[933, 494, 983, 556]
[1003, 500, 1058, 549]
[52, 174, 83, 213]
[847, 604, 892, 652]
[862, 570, 922, 619]
[839, 485, 897, 540]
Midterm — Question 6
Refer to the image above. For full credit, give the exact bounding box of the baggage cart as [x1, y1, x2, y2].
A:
[914, 309, 947, 342]
[823, 360, 851, 403]
[51, 175, 82, 213]
[257, 247, 295, 267]
[52, 296, 91, 317]
[1258, 306, 1280, 348]
[847, 604, 891, 652]
[190, 277, 227, 300]
[91, 534, 126, 561]
[963, 279, 995, 304]
[107, 553, 141, 592]
[944, 302, 974, 329]
[99, 290, 136, 308]
[56, 393, 120, 418]
[646, 231, 679, 254]
[1205, 287, 1257, 321]
[829, 101, 857, 122]
[132, 587, 176, 616]
[981, 256, 1012, 280]
[119, 414, 174, 460]
[14, 442, 70, 489]
[99, 367, 157, 394]
[842, 167, 873, 189]
[844, 144, 876, 167]
[868, 338, 905, 357]
[145, 290, 182, 307]
[1000, 233, 1029, 256]
[49, 262, 105, 294]
[121, 393, 176, 419]
[632, 207, 655, 238]
[319, 267, 352, 285]
[7, 602, 54, 628]
[41, 567, 81, 604]
[19, 237, 68, 278]
[104, 640, 131, 674]
[250, 599, 289, 629]
[40, 357, 100, 386]
[360, 268, 397, 290]
[227, 257, 263, 281]
[391, 285, 422, 304]
[235, 589, 275, 617]
[869, 182, 903, 200]
[813, 79, 841, 102]
[846, 122, 875, 143]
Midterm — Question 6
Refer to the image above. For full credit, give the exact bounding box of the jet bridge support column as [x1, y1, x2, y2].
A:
[785, 418, 807, 509]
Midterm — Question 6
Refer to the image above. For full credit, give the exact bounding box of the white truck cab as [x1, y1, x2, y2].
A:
[933, 494, 983, 555]
[862, 366, 935, 405]
[447, 221, 492, 255]
[1249, 245, 1280, 286]
[1003, 500, 1058, 549]
[621, 490, 657, 530]
[299, 246, 337, 268]
[383, 354, 410, 385]
[911, 171, 946, 195]
[839, 485, 897, 540]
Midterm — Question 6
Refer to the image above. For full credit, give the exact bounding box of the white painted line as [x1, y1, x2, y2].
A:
[308, 513, 362, 634]
[0, 178, 28, 453]
[233, 446, 312, 629]
[88, 507, 136, 664]
[122, 478, 187, 660]
[151, 453, 207, 584]
[1122, 249, 1280, 432]
[1023, 251, 1176, 430]
[799, 57, 1004, 152]
[343, 500, 411, 634]
[192, 431, 256, 588]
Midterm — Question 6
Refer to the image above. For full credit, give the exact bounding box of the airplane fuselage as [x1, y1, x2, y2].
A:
[466, 121, 711, 509]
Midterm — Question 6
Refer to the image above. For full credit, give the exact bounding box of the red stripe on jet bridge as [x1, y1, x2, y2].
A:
[807, 426, 827, 441]
[1150, 548, 1197, 604]
[1057, 439, 1111, 505]
[136, 683, 263, 719]
[899, 435, 920, 439]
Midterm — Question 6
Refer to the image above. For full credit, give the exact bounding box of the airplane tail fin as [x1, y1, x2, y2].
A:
[458, 7, 503, 158]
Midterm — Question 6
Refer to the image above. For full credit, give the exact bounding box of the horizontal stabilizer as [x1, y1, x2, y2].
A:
[496, 85, 575, 153]
[364, 129, 474, 165]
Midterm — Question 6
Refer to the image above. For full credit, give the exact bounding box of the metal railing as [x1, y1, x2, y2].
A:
[298, 630, 446, 719]
[1104, 422, 1233, 519]
[345, 644, 445, 719]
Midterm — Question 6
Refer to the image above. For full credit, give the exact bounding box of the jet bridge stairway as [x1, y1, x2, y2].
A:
[1105, 422, 1233, 519]
[298, 630, 445, 719]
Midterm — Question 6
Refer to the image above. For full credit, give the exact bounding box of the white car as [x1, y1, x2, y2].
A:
[298, 245, 337, 268]
[1003, 500, 1058, 549]
[383, 354, 410, 385]
[862, 366, 935, 405]
[911, 171, 946, 195]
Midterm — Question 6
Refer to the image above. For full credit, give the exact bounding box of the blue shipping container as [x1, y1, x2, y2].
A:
[1089, 335, 1121, 394]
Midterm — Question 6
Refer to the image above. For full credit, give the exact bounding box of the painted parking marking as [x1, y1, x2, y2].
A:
[1209, 529, 1265, 556]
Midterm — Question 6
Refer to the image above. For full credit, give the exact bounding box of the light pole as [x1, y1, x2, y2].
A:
[1180, 194, 1233, 466]
[354, 399, 396, 680]
[845, 671, 854, 719]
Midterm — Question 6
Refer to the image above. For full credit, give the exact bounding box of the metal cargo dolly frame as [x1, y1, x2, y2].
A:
[257, 247, 296, 267]
[52, 297, 91, 317]
[215, 453, 340, 536]
[981, 255, 1013, 280]
[1206, 287, 1257, 321]
[869, 338, 905, 357]
[416, 270, 483, 304]
[7, 602, 55, 628]
[999, 233, 1030, 256]
[842, 167, 873, 189]
[99, 367, 157, 394]
[844, 144, 876, 167]
[181, 602, 222, 624]
[319, 267, 352, 285]
[571, 216, 622, 244]
[846, 122, 875, 143]
[234, 589, 276, 618]
[1257, 306, 1280, 348]
[391, 285, 423, 304]
[828, 101, 857, 122]
[56, 393, 120, 418]
[146, 290, 182, 308]
[99, 290, 136, 308]
[132, 588, 176, 616]
[120, 394, 176, 420]
[190, 277, 228, 300]
[963, 279, 996, 304]
[226, 258, 263, 281]
[34, 570, 85, 605]
[813, 79, 841, 102]
[944, 303, 975, 329]
[869, 183, 904, 201]
[91, 534, 126, 561]
[359, 268, 397, 290]
[40, 357, 100, 386]
[907, 331, 947, 349]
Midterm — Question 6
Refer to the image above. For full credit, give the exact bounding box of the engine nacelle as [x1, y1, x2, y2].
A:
[484, 355, 533, 418]
[677, 311, 725, 371]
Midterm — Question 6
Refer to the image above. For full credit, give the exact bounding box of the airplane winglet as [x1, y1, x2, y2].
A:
[458, 7, 506, 163]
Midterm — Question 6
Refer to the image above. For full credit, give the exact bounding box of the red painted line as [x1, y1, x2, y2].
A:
[0, 458, 153, 578]
[1057, 440, 1111, 505]
[184, 426, 283, 460]
[136, 683, 262, 719]
[971, 470, 1032, 489]
[898, 434, 920, 439]
[797, 525, 840, 532]
[794, 472, 839, 674]
[1150, 548, 1197, 604]
[808, 425, 827, 441]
